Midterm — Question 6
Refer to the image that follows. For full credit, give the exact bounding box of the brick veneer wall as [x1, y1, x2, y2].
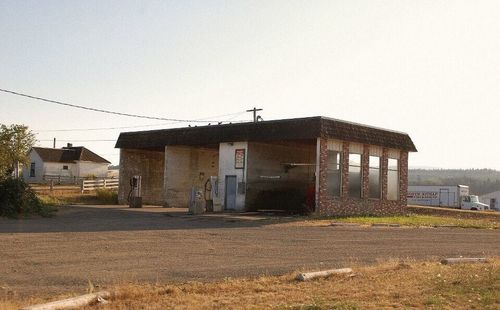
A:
[317, 138, 409, 216]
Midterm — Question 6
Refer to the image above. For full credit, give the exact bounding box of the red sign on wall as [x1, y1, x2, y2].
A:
[235, 149, 245, 169]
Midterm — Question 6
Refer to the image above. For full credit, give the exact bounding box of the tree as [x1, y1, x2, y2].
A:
[0, 124, 36, 179]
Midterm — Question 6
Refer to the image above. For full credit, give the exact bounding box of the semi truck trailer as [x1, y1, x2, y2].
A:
[407, 185, 489, 210]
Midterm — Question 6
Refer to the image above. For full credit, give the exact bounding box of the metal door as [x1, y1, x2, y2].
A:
[225, 175, 237, 210]
[439, 189, 449, 206]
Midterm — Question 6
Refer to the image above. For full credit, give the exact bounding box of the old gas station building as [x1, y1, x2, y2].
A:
[115, 117, 417, 216]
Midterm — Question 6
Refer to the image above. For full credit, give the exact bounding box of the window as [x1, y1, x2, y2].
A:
[368, 156, 380, 198]
[30, 163, 35, 177]
[63, 165, 69, 170]
[348, 153, 362, 198]
[387, 158, 399, 200]
[326, 150, 341, 196]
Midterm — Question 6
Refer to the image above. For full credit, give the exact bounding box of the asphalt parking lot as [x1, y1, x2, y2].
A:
[1, 205, 499, 296]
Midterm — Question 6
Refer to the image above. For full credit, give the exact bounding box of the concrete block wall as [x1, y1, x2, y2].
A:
[246, 141, 316, 210]
[317, 138, 409, 216]
[118, 148, 165, 205]
[164, 146, 219, 208]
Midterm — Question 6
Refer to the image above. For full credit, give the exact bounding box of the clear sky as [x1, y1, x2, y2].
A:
[1, 1, 499, 168]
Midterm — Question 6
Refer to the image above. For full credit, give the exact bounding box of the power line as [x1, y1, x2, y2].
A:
[33, 112, 248, 132]
[38, 139, 116, 142]
[0, 88, 247, 123]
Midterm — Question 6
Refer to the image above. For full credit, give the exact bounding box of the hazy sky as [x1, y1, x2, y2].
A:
[1, 1, 499, 168]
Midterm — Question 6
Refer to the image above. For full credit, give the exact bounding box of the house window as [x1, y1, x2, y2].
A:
[30, 163, 35, 177]
[63, 165, 68, 170]
[326, 150, 341, 196]
[368, 156, 380, 199]
[348, 153, 362, 198]
[387, 158, 399, 200]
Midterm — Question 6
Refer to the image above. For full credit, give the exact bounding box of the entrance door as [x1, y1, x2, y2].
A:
[225, 175, 237, 210]
[439, 189, 449, 206]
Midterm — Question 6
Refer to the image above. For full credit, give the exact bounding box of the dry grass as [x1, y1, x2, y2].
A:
[276, 214, 499, 229]
[334, 215, 499, 229]
[4, 259, 498, 310]
[37, 191, 118, 207]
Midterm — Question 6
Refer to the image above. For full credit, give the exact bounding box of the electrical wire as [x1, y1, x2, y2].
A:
[33, 112, 249, 132]
[0, 88, 247, 122]
[38, 139, 116, 142]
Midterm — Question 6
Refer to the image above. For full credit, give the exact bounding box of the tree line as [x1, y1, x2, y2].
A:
[409, 169, 500, 196]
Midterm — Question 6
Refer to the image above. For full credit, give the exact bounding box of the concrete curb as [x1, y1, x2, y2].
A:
[372, 223, 401, 227]
[441, 257, 488, 265]
[330, 222, 360, 227]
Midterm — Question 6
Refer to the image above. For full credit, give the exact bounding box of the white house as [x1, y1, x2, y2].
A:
[479, 190, 500, 211]
[23, 144, 110, 183]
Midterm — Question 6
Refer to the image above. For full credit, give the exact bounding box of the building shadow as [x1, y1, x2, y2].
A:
[0, 205, 300, 234]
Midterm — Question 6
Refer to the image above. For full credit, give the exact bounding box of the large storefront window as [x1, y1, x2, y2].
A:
[387, 158, 399, 200]
[327, 150, 341, 196]
[348, 153, 362, 198]
[368, 156, 380, 198]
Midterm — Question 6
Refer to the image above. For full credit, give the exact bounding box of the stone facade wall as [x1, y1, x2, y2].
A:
[118, 149, 165, 205]
[317, 138, 409, 216]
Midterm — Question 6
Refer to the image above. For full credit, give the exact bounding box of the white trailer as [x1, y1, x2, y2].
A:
[479, 190, 500, 212]
[407, 185, 469, 208]
[408, 185, 489, 210]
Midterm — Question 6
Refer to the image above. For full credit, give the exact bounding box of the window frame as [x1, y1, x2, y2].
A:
[326, 150, 342, 197]
[30, 162, 36, 177]
[387, 158, 400, 201]
[368, 155, 381, 199]
[348, 152, 362, 198]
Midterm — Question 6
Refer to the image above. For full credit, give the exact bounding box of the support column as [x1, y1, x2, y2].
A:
[315, 138, 328, 214]
[381, 148, 388, 200]
[361, 145, 370, 199]
[341, 141, 350, 198]
[399, 151, 409, 205]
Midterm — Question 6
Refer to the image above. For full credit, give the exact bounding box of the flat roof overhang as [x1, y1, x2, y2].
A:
[115, 116, 417, 152]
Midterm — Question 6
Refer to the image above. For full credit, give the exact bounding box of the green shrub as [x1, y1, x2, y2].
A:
[0, 178, 56, 218]
[95, 188, 118, 204]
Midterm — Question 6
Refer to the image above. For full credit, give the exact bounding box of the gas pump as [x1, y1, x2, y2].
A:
[128, 175, 142, 208]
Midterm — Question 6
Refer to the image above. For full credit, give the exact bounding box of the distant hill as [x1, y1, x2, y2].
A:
[409, 169, 500, 195]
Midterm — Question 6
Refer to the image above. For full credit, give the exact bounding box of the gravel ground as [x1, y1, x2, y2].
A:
[1, 205, 499, 296]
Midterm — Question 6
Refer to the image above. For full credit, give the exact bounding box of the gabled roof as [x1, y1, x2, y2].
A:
[115, 116, 417, 152]
[32, 146, 110, 164]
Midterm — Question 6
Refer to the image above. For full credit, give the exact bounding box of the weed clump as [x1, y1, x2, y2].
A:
[95, 188, 118, 204]
[0, 178, 56, 218]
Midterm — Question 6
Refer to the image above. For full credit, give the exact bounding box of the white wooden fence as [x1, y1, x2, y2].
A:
[81, 179, 119, 193]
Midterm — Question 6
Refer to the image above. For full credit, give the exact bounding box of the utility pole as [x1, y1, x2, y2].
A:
[246, 107, 263, 123]
[53, 138, 56, 148]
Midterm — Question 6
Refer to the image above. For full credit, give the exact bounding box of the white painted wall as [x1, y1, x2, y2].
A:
[218, 142, 248, 211]
[77, 161, 108, 178]
[23, 149, 107, 183]
[479, 190, 500, 211]
[44, 162, 76, 177]
[23, 150, 44, 183]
